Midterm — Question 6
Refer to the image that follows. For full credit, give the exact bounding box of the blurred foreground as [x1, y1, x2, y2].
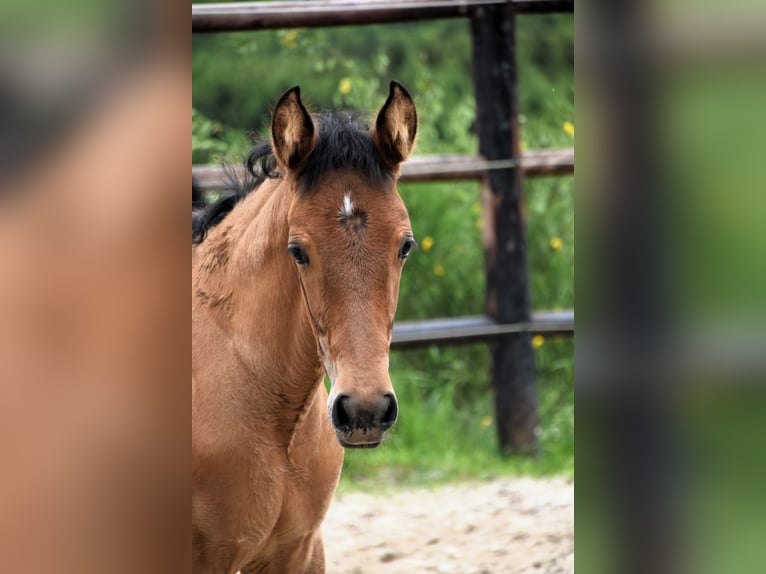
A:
[0, 1, 189, 572]
[577, 1, 766, 573]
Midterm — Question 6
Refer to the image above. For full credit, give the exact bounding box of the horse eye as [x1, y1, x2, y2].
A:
[399, 239, 416, 260]
[287, 245, 309, 266]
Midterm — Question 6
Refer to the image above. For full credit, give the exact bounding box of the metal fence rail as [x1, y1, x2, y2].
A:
[392, 310, 574, 349]
[193, 0, 575, 32]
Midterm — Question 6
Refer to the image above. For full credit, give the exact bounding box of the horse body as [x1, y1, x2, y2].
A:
[192, 83, 417, 573]
[193, 178, 342, 573]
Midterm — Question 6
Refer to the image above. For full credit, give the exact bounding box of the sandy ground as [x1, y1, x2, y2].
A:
[322, 476, 574, 574]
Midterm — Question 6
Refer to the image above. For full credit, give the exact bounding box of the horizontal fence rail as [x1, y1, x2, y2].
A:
[192, 148, 574, 190]
[193, 0, 574, 33]
[391, 310, 574, 349]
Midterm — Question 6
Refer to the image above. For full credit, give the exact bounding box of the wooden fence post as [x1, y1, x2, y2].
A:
[471, 4, 539, 455]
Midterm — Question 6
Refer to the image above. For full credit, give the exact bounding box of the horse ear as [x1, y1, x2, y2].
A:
[372, 81, 418, 167]
[271, 86, 316, 171]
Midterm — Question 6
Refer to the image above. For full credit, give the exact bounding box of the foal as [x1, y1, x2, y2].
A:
[192, 82, 417, 573]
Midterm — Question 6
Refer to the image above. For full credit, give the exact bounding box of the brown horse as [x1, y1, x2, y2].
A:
[192, 82, 417, 573]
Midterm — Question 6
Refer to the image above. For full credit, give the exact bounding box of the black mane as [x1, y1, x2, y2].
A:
[192, 112, 392, 245]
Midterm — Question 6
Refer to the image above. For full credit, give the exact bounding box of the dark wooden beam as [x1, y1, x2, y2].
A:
[191, 149, 574, 191]
[472, 4, 539, 455]
[192, 0, 574, 33]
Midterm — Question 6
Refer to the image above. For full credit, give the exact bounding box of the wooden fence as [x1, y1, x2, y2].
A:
[192, 0, 574, 454]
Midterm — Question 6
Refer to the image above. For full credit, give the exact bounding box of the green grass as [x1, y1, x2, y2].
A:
[339, 339, 574, 490]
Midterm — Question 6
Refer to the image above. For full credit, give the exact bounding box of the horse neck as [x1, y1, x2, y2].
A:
[192, 179, 324, 441]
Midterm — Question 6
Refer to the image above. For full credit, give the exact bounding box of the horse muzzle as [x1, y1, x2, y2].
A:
[329, 392, 398, 448]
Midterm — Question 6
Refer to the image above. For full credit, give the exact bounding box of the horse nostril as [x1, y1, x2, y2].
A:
[331, 394, 353, 432]
[380, 393, 398, 430]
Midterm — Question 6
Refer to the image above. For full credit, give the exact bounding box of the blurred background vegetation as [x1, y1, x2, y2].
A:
[193, 9, 573, 486]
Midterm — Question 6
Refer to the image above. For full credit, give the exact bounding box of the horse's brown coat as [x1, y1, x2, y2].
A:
[192, 83, 417, 574]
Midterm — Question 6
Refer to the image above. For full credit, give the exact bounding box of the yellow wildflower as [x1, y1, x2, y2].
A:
[550, 236, 563, 251]
[532, 334, 545, 349]
[339, 78, 352, 95]
[281, 30, 297, 49]
[480, 416, 493, 429]
[421, 236, 434, 252]
[563, 121, 574, 137]
[433, 264, 445, 277]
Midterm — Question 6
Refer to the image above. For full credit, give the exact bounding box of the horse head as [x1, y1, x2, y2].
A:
[271, 82, 417, 447]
